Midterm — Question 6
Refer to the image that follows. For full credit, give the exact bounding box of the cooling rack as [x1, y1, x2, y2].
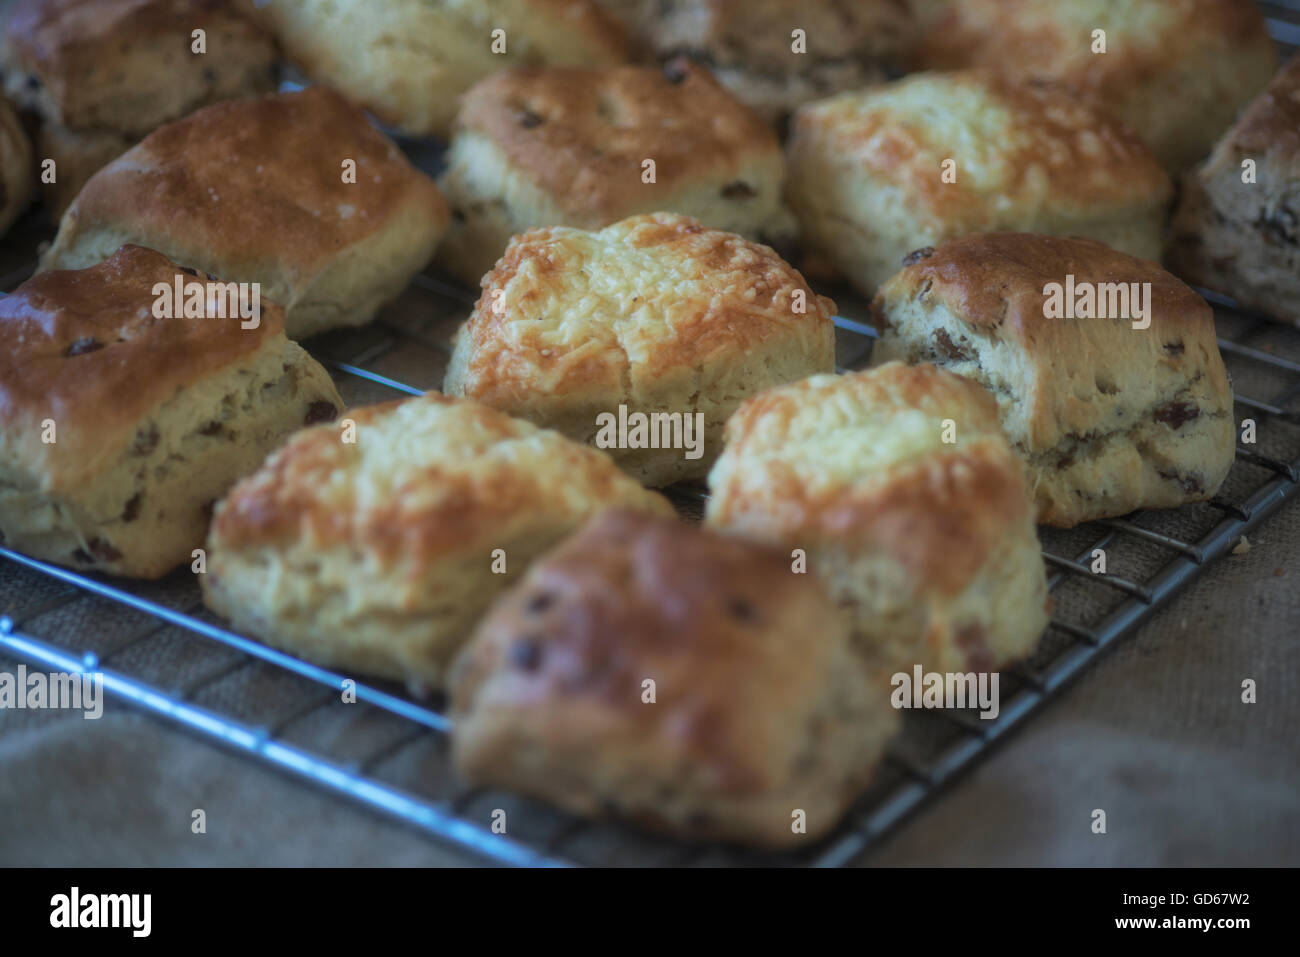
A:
[2, 3, 1299, 868]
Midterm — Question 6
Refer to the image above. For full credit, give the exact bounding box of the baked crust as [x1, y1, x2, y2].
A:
[706, 361, 1049, 673]
[202, 393, 674, 687]
[436, 61, 796, 282]
[870, 233, 1236, 526]
[2, 0, 277, 136]
[785, 70, 1171, 296]
[255, 0, 631, 137]
[443, 212, 837, 486]
[450, 509, 899, 848]
[913, 0, 1277, 172]
[0, 244, 344, 577]
[1166, 56, 1300, 325]
[38, 87, 450, 339]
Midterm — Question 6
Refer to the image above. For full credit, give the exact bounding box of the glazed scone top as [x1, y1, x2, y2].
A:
[54, 87, 449, 275]
[454, 62, 779, 223]
[450, 509, 851, 769]
[789, 71, 1171, 231]
[0, 244, 283, 491]
[915, 0, 1273, 106]
[453, 212, 836, 404]
[1204, 55, 1300, 174]
[706, 362, 1031, 597]
[209, 393, 673, 561]
[2, 0, 271, 130]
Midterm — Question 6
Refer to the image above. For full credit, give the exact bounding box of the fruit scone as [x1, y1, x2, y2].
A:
[201, 394, 673, 690]
[449, 509, 900, 848]
[706, 361, 1050, 676]
[0, 244, 343, 579]
[1, 0, 278, 216]
[436, 61, 797, 285]
[1167, 55, 1300, 326]
[38, 87, 450, 340]
[785, 71, 1172, 297]
[869, 233, 1236, 527]
[444, 212, 836, 487]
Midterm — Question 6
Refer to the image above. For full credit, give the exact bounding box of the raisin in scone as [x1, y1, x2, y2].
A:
[706, 362, 1049, 675]
[870, 234, 1235, 527]
[912, 0, 1277, 173]
[785, 71, 1171, 297]
[1167, 56, 1300, 326]
[202, 394, 674, 690]
[436, 61, 797, 285]
[443, 213, 836, 486]
[0, 245, 343, 579]
[600, 0, 917, 125]
[254, 0, 630, 138]
[38, 87, 450, 340]
[450, 510, 899, 848]
[1, 0, 278, 215]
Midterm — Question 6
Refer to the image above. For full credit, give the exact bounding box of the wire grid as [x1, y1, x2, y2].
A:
[3, 8, 1300, 868]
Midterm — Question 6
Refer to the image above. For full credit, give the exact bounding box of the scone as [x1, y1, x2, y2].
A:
[449, 510, 899, 848]
[705, 362, 1049, 674]
[38, 87, 451, 340]
[912, 0, 1277, 173]
[201, 394, 674, 690]
[604, 0, 917, 125]
[785, 71, 1172, 296]
[870, 234, 1236, 527]
[254, 0, 630, 138]
[0, 98, 33, 234]
[1, 0, 278, 214]
[0, 244, 344, 580]
[443, 212, 837, 486]
[436, 61, 797, 285]
[1166, 56, 1300, 326]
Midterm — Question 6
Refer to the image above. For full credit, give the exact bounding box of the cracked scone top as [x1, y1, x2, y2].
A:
[444, 212, 836, 486]
[706, 361, 1049, 675]
[202, 393, 674, 689]
[869, 233, 1235, 527]
[784, 70, 1172, 296]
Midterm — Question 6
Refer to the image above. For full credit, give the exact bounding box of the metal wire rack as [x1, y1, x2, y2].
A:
[2, 4, 1299, 868]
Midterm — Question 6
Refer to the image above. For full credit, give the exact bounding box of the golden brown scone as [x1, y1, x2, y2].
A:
[870, 234, 1236, 527]
[1, 0, 277, 136]
[706, 362, 1049, 674]
[784, 70, 1172, 297]
[38, 87, 450, 340]
[443, 212, 837, 486]
[202, 394, 674, 690]
[913, 0, 1277, 173]
[602, 0, 917, 125]
[0, 98, 33, 234]
[0, 244, 344, 579]
[255, 0, 630, 138]
[436, 61, 797, 285]
[1167, 56, 1300, 326]
[449, 509, 899, 849]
